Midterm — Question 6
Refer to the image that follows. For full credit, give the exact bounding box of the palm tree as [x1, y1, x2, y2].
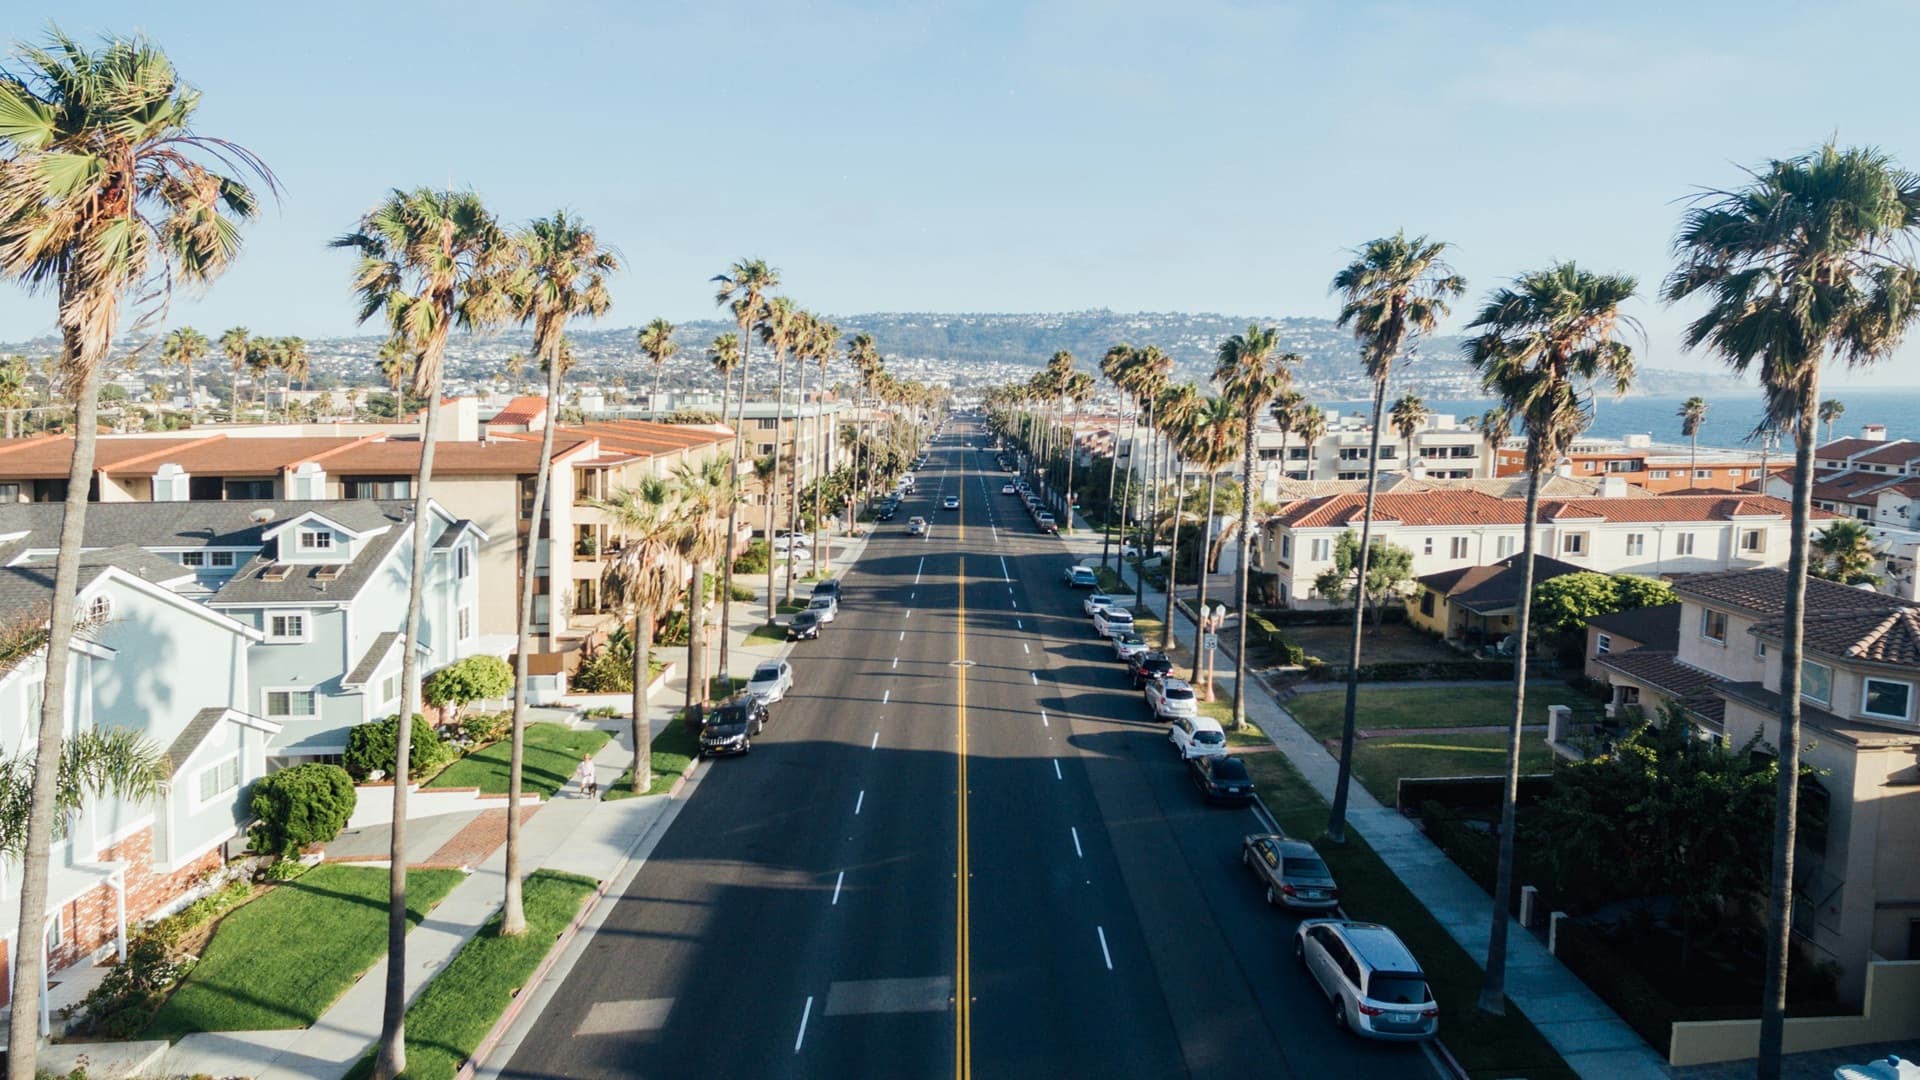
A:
[702, 331, 742, 700]
[758, 297, 803, 626]
[1679, 396, 1709, 488]
[711, 259, 779, 686]
[846, 333, 882, 514]
[1818, 398, 1846, 444]
[674, 454, 733, 708]
[1465, 261, 1639, 1017]
[1269, 389, 1306, 487]
[1215, 326, 1300, 731]
[1184, 395, 1243, 699]
[376, 334, 412, 416]
[637, 317, 678, 419]
[1098, 344, 1139, 567]
[1154, 383, 1203, 652]
[804, 315, 840, 579]
[333, 187, 513, 1079]
[1390, 392, 1429, 471]
[597, 477, 681, 794]
[1477, 406, 1512, 467]
[1810, 519, 1883, 585]
[498, 211, 616, 936]
[1293, 409, 1326, 479]
[161, 327, 210, 424]
[277, 336, 309, 423]
[220, 327, 251, 418]
[1129, 347, 1172, 595]
[0, 354, 28, 439]
[1664, 143, 1920, 1077]
[1325, 233, 1465, 844]
[1061, 370, 1096, 532]
[0, 34, 270, 1074]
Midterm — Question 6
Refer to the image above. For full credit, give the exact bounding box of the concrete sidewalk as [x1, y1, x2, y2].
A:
[1055, 519, 1671, 1079]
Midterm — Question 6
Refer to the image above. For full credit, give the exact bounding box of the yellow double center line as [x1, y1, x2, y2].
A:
[955, 486, 972, 1078]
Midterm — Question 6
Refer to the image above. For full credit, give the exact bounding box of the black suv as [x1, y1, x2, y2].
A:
[1129, 650, 1173, 689]
[698, 696, 769, 757]
[812, 578, 842, 602]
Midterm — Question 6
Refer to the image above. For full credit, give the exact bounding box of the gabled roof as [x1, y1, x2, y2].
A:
[1586, 602, 1682, 652]
[1595, 648, 1729, 730]
[163, 707, 279, 770]
[1815, 437, 1891, 461]
[342, 631, 400, 687]
[1751, 605, 1920, 668]
[1853, 439, 1920, 468]
[1415, 554, 1585, 614]
[486, 395, 550, 427]
[1671, 568, 1914, 621]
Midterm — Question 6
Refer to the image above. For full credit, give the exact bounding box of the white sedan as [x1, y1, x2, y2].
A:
[1084, 592, 1116, 618]
[943, 495, 960, 510]
[771, 534, 810, 553]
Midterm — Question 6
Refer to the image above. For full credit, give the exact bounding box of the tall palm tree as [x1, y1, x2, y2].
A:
[1061, 370, 1096, 531]
[638, 317, 678, 419]
[1324, 233, 1465, 843]
[1215, 326, 1300, 731]
[498, 211, 616, 935]
[674, 454, 732, 710]
[1390, 391, 1429, 471]
[758, 296, 803, 625]
[1477, 405, 1512, 468]
[1818, 398, 1846, 444]
[1098, 344, 1139, 567]
[805, 315, 840, 578]
[1294, 410, 1327, 479]
[597, 477, 681, 793]
[1664, 143, 1920, 1077]
[277, 336, 308, 424]
[333, 187, 513, 1079]
[711, 259, 779, 686]
[1184, 395, 1242, 699]
[1154, 383, 1203, 651]
[161, 327, 210, 424]
[0, 354, 30, 439]
[1465, 261, 1639, 1017]
[220, 326, 251, 418]
[846, 332, 881, 514]
[0, 34, 270, 1074]
[1678, 396, 1709, 488]
[1130, 347, 1172, 595]
[1269, 389, 1306, 487]
[702, 331, 742, 700]
[376, 333, 412, 416]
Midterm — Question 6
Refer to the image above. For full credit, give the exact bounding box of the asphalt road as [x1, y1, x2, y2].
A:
[502, 418, 1435, 1080]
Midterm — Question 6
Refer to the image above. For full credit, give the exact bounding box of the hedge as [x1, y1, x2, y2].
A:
[1399, 774, 1554, 817]
[249, 764, 356, 857]
[1244, 612, 1307, 666]
[1550, 918, 1677, 1053]
[1418, 801, 1510, 911]
[1350, 658, 1515, 682]
[1255, 605, 1407, 627]
[343, 713, 453, 781]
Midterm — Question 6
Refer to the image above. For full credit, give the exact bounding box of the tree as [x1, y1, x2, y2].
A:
[1312, 531, 1414, 626]
[422, 655, 513, 727]
[220, 327, 251, 419]
[597, 477, 682, 793]
[1390, 391, 1429, 470]
[1098, 344, 1139, 568]
[1818, 398, 1845, 443]
[801, 314, 840, 582]
[1810, 518, 1883, 586]
[1664, 143, 1920, 1078]
[1268, 389, 1306, 486]
[497, 210, 616, 936]
[1326, 232, 1465, 844]
[333, 187, 513, 1079]
[376, 333, 412, 418]
[248, 764, 356, 858]
[711, 259, 780, 687]
[161, 328, 209, 425]
[1292, 409, 1326, 478]
[1477, 406, 1512, 464]
[1215, 325, 1299, 730]
[1678, 396, 1708, 489]
[0, 354, 29, 438]
[1531, 571, 1677, 633]
[1062, 369, 1096, 533]
[0, 33, 270, 1074]
[1153, 381, 1203, 653]
[1464, 261, 1638, 1016]
[1182, 395, 1241, 699]
[637, 317, 678, 419]
[673, 454, 732, 710]
[758, 296, 803, 626]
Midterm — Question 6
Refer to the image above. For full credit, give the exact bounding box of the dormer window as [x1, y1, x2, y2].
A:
[299, 530, 334, 552]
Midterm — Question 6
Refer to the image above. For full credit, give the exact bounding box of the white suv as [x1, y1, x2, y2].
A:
[1146, 677, 1199, 721]
[1169, 714, 1227, 759]
[1295, 920, 1438, 1041]
[1092, 606, 1134, 639]
[1083, 592, 1116, 618]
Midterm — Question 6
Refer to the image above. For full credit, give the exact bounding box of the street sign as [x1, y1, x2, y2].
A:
[1203, 633, 1218, 651]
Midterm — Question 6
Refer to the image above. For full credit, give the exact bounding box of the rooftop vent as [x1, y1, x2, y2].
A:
[313, 564, 345, 581]
[260, 564, 293, 582]
[250, 508, 276, 524]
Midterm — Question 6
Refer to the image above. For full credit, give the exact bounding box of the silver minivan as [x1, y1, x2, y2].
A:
[1294, 920, 1438, 1041]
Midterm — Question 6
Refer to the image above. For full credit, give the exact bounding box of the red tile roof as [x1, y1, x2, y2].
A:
[0, 435, 215, 479]
[1272, 489, 1816, 529]
[486, 395, 549, 427]
[1853, 439, 1920, 467]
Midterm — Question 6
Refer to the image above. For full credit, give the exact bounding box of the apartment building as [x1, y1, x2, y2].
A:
[1258, 411, 1491, 493]
[1589, 570, 1920, 1006]
[1760, 428, 1920, 600]
[1493, 432, 1785, 494]
[1256, 487, 1821, 609]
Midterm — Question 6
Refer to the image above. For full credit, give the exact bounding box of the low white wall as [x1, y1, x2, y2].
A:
[557, 661, 676, 714]
[345, 783, 541, 830]
[1668, 960, 1920, 1066]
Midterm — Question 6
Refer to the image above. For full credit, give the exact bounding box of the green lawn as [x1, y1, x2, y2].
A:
[1284, 684, 1590, 741]
[1352, 731, 1555, 807]
[1195, 694, 1270, 749]
[143, 866, 464, 1040]
[426, 722, 611, 798]
[1239, 753, 1576, 1080]
[743, 623, 789, 646]
[605, 712, 699, 800]
[343, 870, 598, 1080]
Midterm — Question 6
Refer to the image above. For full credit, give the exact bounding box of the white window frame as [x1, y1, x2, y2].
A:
[1596, 633, 1612, 656]
[1755, 637, 1768, 659]
[180, 550, 206, 567]
[1675, 533, 1696, 556]
[1861, 677, 1913, 722]
[1800, 660, 1833, 706]
[265, 609, 311, 643]
[298, 529, 335, 553]
[1561, 532, 1587, 556]
[210, 550, 236, 568]
[456, 544, 472, 579]
[1423, 537, 1434, 556]
[379, 670, 401, 708]
[1496, 535, 1516, 558]
[194, 755, 240, 808]
[87, 594, 112, 621]
[1310, 538, 1330, 561]
[1650, 469, 1670, 480]
[1701, 608, 1728, 644]
[1625, 533, 1645, 557]
[265, 687, 318, 719]
[1741, 529, 1766, 553]
[1450, 536, 1469, 559]
[1694, 468, 1712, 479]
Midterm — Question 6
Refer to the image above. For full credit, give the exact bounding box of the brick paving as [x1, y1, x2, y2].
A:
[417, 805, 543, 869]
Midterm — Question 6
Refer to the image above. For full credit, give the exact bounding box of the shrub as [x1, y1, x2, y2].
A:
[344, 714, 453, 781]
[1352, 658, 1514, 681]
[249, 764, 356, 857]
[1551, 919, 1677, 1052]
[571, 645, 633, 693]
[147, 879, 253, 948]
[1256, 606, 1407, 627]
[732, 539, 770, 574]
[423, 655, 513, 726]
[73, 932, 186, 1038]
[459, 711, 510, 745]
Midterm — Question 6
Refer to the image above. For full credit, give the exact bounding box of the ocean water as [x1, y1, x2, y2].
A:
[1316, 391, 1920, 449]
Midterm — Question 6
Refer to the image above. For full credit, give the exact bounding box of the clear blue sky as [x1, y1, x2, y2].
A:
[6, 0, 1920, 384]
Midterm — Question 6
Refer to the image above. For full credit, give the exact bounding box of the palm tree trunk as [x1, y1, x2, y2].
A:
[1164, 475, 1183, 657]
[500, 349, 563, 937]
[651, 362, 664, 421]
[630, 607, 654, 794]
[1195, 469, 1220, 699]
[684, 559, 706, 711]
[185, 357, 196, 425]
[812, 402, 827, 576]
[1062, 404, 1077, 534]
[1101, 407, 1133, 568]
[766, 350, 789, 627]
[1327, 379, 1390, 843]
[1690, 435, 1698, 491]
[6, 348, 104, 1077]
[1757, 391, 1819, 1079]
[1229, 404, 1259, 732]
[1478, 443, 1543, 1016]
[1115, 412, 1137, 577]
[716, 353, 746, 694]
[786, 365, 810, 604]
[376, 387, 444, 1079]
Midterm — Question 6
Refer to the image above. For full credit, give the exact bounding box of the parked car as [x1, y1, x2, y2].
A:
[1145, 676, 1198, 720]
[907, 516, 928, 536]
[943, 495, 960, 510]
[806, 594, 839, 623]
[698, 696, 768, 756]
[1187, 755, 1255, 803]
[1036, 512, 1057, 533]
[1295, 920, 1438, 1041]
[746, 660, 793, 704]
[788, 610, 822, 640]
[1092, 606, 1134, 639]
[811, 578, 841, 601]
[1064, 565, 1098, 588]
[876, 502, 899, 521]
[1169, 714, 1228, 760]
[1243, 835, 1339, 911]
[1083, 592, 1116, 617]
[1128, 650, 1173, 688]
[1001, 482, 1017, 495]
[1111, 632, 1149, 662]
[771, 533, 810, 553]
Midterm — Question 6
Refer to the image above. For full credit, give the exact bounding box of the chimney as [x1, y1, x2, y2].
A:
[1863, 423, 1888, 442]
[1600, 475, 1629, 498]
[153, 462, 190, 502]
[1555, 460, 1574, 478]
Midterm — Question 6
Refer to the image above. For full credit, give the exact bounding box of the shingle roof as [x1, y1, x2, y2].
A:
[1595, 648, 1729, 730]
[0, 545, 196, 617]
[1415, 554, 1585, 613]
[343, 630, 400, 687]
[1717, 681, 1920, 746]
[1586, 602, 1682, 652]
[1272, 489, 1811, 529]
[165, 707, 229, 770]
[1671, 568, 1914, 620]
[1811, 470, 1907, 502]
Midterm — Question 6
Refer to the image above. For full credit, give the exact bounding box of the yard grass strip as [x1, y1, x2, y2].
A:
[143, 866, 464, 1040]
[605, 711, 698, 800]
[1241, 752, 1577, 1080]
[426, 722, 611, 798]
[1283, 684, 1590, 741]
[342, 870, 599, 1080]
[743, 623, 789, 646]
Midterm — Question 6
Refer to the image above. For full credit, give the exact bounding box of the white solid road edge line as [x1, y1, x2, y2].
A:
[794, 995, 814, 1053]
[1052, 759, 1062, 780]
[1097, 926, 1114, 971]
[870, 732, 879, 750]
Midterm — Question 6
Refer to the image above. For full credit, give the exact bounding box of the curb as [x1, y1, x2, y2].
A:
[455, 873, 612, 1080]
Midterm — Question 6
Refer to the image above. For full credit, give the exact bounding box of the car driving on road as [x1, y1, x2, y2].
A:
[1295, 921, 1438, 1042]
[746, 660, 793, 704]
[1243, 835, 1340, 911]
[1187, 754, 1255, 804]
[1145, 676, 1198, 719]
[943, 495, 960, 510]
[1169, 714, 1228, 760]
[698, 696, 768, 756]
